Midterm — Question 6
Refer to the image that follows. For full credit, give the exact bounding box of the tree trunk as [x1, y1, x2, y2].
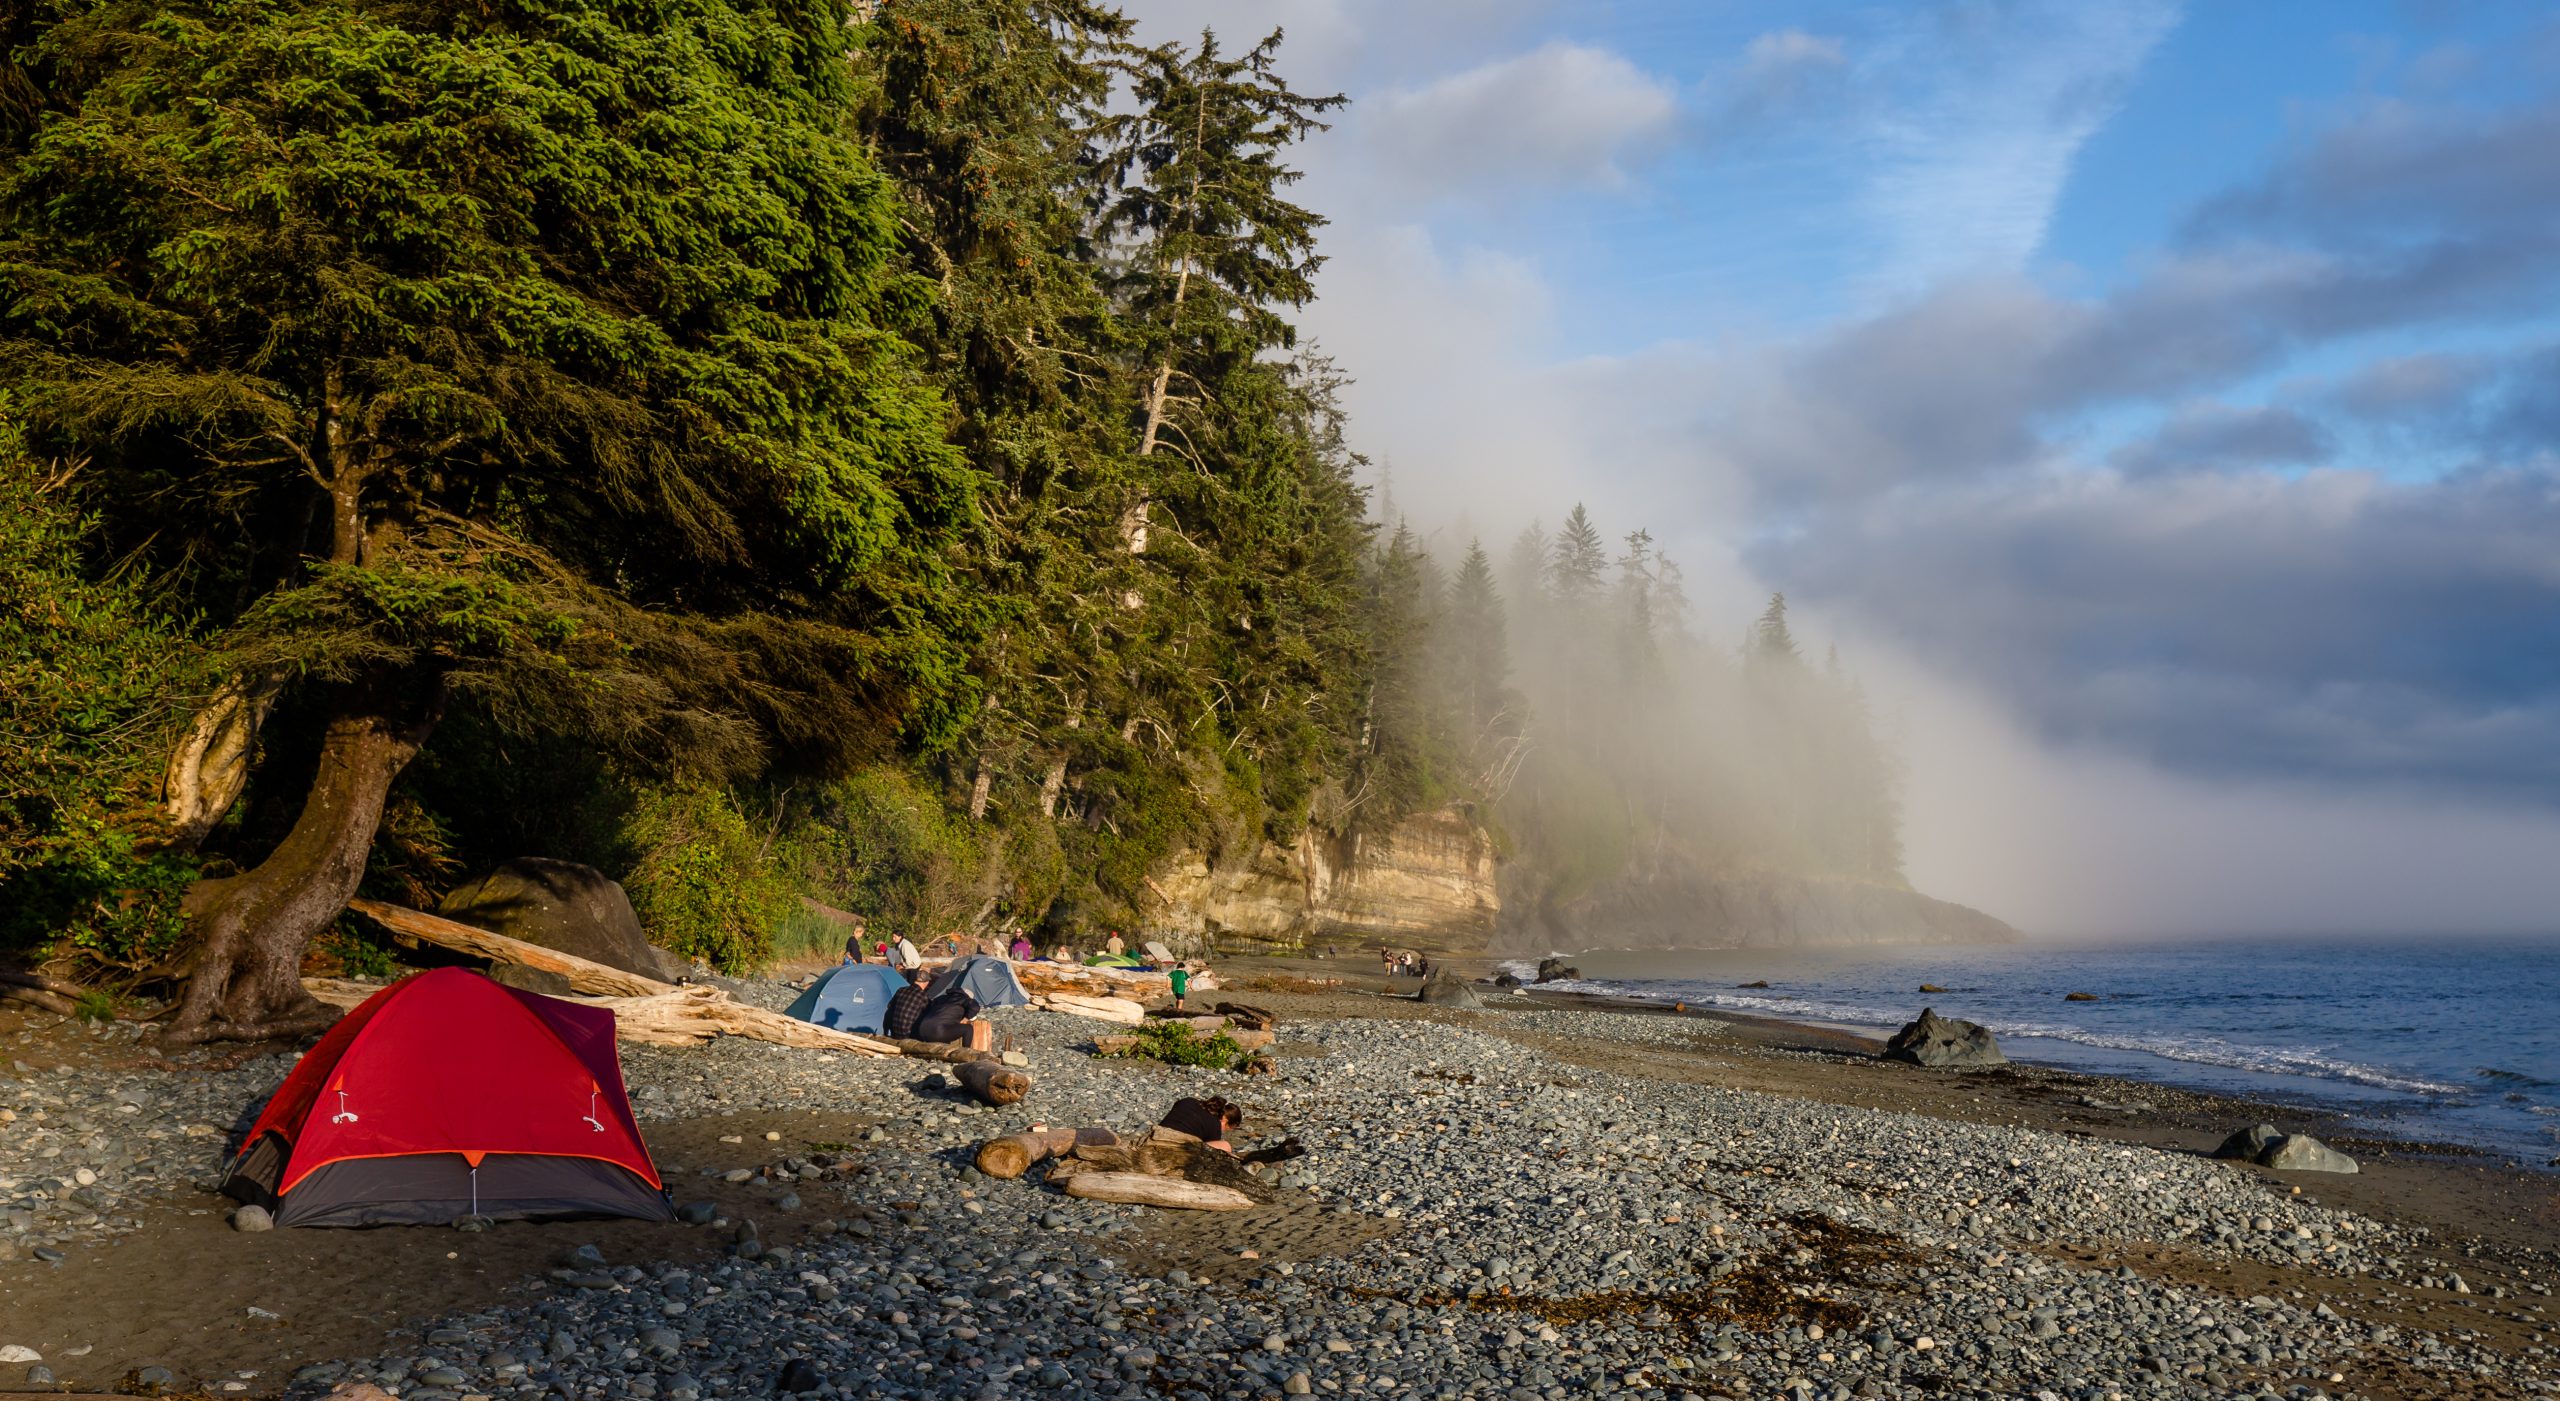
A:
[968, 761, 991, 821]
[159, 669, 287, 851]
[164, 673, 446, 1043]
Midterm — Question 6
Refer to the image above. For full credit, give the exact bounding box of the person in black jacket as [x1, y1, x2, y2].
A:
[884, 972, 934, 1040]
[912, 985, 981, 1045]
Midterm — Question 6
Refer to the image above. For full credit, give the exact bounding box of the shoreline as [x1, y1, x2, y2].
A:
[2, 958, 2555, 1400]
[1221, 953, 2560, 1262]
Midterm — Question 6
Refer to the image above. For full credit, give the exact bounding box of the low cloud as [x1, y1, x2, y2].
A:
[2107, 402, 2335, 477]
[1367, 41, 1680, 195]
[1757, 463, 2560, 804]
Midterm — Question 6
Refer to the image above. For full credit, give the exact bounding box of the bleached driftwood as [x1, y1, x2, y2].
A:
[348, 898, 669, 997]
[1060, 1171, 1255, 1211]
[585, 985, 901, 1056]
[1009, 961, 1172, 1001]
[1035, 992, 1147, 1025]
[301, 974, 902, 1057]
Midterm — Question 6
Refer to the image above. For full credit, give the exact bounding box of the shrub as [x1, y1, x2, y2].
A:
[1101, 1019, 1249, 1071]
[791, 766, 992, 939]
[0, 406, 204, 966]
[620, 784, 793, 971]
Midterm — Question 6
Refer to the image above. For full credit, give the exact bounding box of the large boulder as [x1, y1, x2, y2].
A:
[1417, 967, 1482, 1008]
[1533, 957, 1580, 984]
[2210, 1122, 2358, 1173]
[438, 858, 687, 982]
[2258, 1134, 2359, 1174]
[1880, 1007, 2006, 1069]
[2212, 1123, 2284, 1162]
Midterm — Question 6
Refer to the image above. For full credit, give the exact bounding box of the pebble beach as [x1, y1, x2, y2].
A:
[2, 970, 2555, 1401]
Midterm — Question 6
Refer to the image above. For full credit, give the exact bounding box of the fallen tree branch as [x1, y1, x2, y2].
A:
[0, 968, 87, 998]
[347, 898, 671, 997]
[0, 985, 80, 1018]
[302, 978, 900, 1057]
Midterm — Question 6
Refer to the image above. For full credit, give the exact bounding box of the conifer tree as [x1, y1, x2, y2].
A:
[1547, 504, 1610, 608]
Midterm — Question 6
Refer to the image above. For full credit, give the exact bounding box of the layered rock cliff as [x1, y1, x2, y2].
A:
[1148, 805, 1500, 950]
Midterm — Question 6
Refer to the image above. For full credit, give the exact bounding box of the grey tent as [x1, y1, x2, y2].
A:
[933, 954, 1030, 1008]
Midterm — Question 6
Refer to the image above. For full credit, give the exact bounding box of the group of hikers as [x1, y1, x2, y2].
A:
[1380, 948, 1433, 979]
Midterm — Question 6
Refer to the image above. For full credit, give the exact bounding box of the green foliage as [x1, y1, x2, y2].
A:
[314, 921, 398, 979]
[789, 766, 994, 940]
[765, 900, 850, 964]
[0, 407, 204, 963]
[1101, 1018, 1248, 1071]
[620, 784, 794, 972]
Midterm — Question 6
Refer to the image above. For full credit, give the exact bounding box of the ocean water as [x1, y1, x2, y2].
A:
[1504, 937, 2560, 1166]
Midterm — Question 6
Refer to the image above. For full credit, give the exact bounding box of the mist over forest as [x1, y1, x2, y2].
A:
[1354, 506, 1905, 923]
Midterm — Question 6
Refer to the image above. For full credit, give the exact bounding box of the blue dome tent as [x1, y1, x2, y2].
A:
[934, 955, 1031, 1009]
[785, 962, 910, 1034]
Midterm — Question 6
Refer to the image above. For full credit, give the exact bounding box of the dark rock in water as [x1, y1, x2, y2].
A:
[776, 1358, 824, 1394]
[2213, 1123, 2284, 1162]
[491, 963, 575, 996]
[1738, 980, 1771, 989]
[1532, 957, 1580, 984]
[1491, 973, 1521, 989]
[1418, 968, 1481, 1008]
[439, 857, 686, 982]
[2259, 1133, 2358, 1175]
[1918, 983, 1945, 993]
[1880, 1007, 2005, 1068]
[2064, 991, 2099, 1002]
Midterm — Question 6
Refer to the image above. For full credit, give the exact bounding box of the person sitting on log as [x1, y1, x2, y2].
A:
[912, 981, 983, 1045]
[885, 971, 935, 1040]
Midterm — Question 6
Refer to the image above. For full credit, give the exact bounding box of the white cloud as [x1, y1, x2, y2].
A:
[1368, 41, 1680, 195]
[1855, 1, 2182, 297]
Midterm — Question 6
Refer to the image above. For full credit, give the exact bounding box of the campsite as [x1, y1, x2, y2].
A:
[8, 931, 2560, 1399]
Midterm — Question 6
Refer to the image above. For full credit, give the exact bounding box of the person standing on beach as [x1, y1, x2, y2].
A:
[1169, 967, 1190, 1011]
[1106, 930, 1126, 958]
[892, 933, 921, 973]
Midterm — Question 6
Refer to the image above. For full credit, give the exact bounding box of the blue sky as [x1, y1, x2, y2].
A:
[1126, 1, 2560, 934]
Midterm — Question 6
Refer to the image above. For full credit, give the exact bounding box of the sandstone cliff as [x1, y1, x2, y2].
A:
[1147, 805, 1499, 951]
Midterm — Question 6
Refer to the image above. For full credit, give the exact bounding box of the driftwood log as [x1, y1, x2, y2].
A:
[1060, 1171, 1256, 1211]
[300, 977, 901, 1057]
[1211, 1001, 1276, 1030]
[884, 1038, 999, 1064]
[349, 899, 669, 997]
[975, 1126, 1122, 1180]
[1037, 992, 1147, 1025]
[1010, 961, 1172, 1001]
[954, 1059, 1030, 1107]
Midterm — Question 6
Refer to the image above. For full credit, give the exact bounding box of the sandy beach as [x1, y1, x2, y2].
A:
[2, 956, 2554, 1401]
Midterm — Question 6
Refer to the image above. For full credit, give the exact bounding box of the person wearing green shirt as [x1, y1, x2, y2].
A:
[1169, 968, 1190, 1011]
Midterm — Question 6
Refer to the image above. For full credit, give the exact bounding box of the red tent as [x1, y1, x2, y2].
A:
[223, 967, 671, 1227]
